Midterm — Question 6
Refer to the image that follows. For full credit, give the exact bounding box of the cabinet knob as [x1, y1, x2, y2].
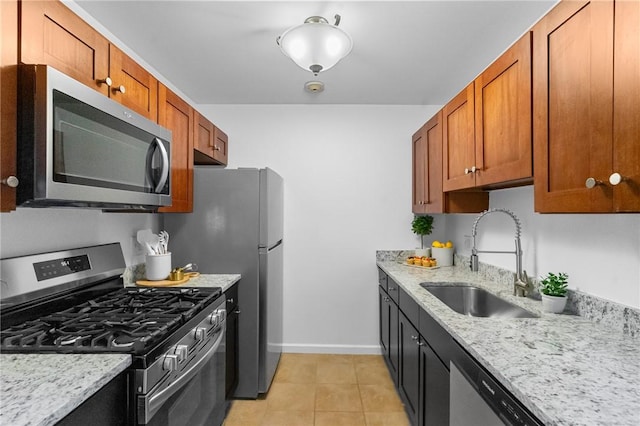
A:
[417, 341, 425, 346]
[112, 85, 126, 94]
[471, 166, 477, 173]
[464, 168, 470, 174]
[388, 287, 396, 291]
[227, 298, 234, 304]
[234, 309, 241, 314]
[411, 335, 419, 340]
[96, 77, 112, 87]
[464, 166, 477, 174]
[609, 173, 625, 186]
[214, 146, 221, 151]
[585, 177, 604, 189]
[1, 176, 19, 188]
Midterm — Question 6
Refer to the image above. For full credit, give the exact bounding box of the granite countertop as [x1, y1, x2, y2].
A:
[376, 260, 640, 426]
[126, 273, 241, 293]
[0, 354, 131, 426]
[1, 274, 240, 426]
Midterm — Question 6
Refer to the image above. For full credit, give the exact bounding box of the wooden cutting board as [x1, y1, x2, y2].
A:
[136, 272, 200, 287]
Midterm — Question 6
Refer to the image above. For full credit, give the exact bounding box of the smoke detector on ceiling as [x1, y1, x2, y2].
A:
[304, 81, 324, 93]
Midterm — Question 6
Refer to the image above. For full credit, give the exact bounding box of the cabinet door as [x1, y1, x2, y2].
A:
[20, 0, 110, 95]
[412, 126, 427, 213]
[422, 113, 443, 213]
[158, 84, 194, 213]
[1, 0, 18, 212]
[108, 45, 158, 120]
[379, 286, 390, 359]
[419, 342, 450, 426]
[533, 1, 614, 212]
[443, 83, 476, 191]
[212, 127, 229, 165]
[194, 111, 215, 162]
[612, 0, 640, 212]
[388, 295, 399, 387]
[398, 312, 420, 425]
[475, 32, 532, 187]
[225, 284, 239, 398]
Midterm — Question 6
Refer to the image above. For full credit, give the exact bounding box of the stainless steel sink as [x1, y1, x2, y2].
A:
[420, 283, 538, 318]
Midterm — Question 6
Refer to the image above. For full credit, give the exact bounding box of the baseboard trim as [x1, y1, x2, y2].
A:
[281, 343, 382, 355]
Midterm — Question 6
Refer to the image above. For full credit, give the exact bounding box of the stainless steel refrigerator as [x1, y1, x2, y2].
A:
[164, 167, 283, 398]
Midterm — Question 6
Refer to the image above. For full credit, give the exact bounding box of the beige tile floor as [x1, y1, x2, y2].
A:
[224, 353, 410, 426]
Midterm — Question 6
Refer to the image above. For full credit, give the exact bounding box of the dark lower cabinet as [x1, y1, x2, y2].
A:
[378, 268, 452, 426]
[225, 283, 239, 398]
[379, 282, 399, 386]
[419, 340, 450, 425]
[398, 311, 420, 425]
[58, 371, 130, 426]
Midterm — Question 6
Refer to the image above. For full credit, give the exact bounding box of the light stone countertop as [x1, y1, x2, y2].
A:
[1, 274, 239, 426]
[0, 354, 131, 426]
[377, 260, 640, 426]
[126, 273, 241, 293]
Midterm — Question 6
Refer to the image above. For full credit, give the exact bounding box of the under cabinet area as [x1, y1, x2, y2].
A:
[533, 0, 640, 213]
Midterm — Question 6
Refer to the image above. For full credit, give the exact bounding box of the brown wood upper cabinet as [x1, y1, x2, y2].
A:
[20, 1, 158, 120]
[443, 32, 533, 192]
[20, 0, 110, 95]
[413, 111, 488, 214]
[108, 45, 158, 120]
[1, 0, 19, 212]
[158, 84, 194, 213]
[194, 111, 229, 166]
[533, 0, 640, 213]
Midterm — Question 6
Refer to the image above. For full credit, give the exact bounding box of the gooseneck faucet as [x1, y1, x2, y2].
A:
[470, 208, 532, 297]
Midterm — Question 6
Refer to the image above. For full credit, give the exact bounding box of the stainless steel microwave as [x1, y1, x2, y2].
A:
[17, 65, 172, 210]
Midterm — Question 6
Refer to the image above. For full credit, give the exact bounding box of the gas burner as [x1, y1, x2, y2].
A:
[170, 300, 195, 309]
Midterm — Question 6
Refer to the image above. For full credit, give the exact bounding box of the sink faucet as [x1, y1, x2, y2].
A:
[470, 208, 532, 297]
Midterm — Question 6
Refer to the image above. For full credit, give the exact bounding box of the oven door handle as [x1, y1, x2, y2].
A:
[141, 327, 224, 424]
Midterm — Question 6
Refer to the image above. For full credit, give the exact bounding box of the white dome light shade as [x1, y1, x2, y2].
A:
[278, 16, 353, 75]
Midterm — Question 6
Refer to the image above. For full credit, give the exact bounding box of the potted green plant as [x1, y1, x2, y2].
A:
[411, 215, 434, 257]
[539, 272, 569, 313]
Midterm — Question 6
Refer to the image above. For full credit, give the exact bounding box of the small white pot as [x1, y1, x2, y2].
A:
[541, 294, 567, 313]
[414, 248, 431, 258]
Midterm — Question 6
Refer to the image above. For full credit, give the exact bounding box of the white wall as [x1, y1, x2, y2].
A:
[0, 209, 160, 266]
[198, 104, 443, 353]
[445, 186, 640, 308]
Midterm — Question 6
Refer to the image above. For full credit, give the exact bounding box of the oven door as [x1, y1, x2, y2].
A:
[138, 323, 226, 426]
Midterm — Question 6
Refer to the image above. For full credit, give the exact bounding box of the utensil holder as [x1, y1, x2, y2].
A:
[145, 253, 172, 281]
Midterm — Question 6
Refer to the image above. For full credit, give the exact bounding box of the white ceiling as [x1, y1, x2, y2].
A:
[73, 0, 557, 105]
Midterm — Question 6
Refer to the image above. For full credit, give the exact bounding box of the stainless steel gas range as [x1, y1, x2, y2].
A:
[0, 243, 227, 426]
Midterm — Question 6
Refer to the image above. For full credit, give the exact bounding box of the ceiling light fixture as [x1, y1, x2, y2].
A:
[304, 81, 325, 93]
[277, 15, 353, 76]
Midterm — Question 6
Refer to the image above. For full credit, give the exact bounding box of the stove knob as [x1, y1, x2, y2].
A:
[208, 312, 220, 327]
[193, 327, 207, 341]
[162, 354, 179, 371]
[173, 345, 188, 363]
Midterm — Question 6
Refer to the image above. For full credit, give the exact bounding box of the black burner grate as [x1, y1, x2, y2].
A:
[0, 287, 221, 354]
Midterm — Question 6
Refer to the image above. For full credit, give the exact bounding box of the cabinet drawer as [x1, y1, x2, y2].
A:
[387, 277, 400, 304]
[377, 268, 388, 291]
[419, 308, 454, 369]
[399, 287, 420, 328]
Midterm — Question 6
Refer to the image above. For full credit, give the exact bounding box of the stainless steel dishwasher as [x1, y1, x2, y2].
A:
[450, 343, 543, 426]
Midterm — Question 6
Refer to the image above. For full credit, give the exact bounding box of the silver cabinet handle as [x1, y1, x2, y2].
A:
[609, 173, 625, 186]
[417, 341, 425, 346]
[388, 287, 396, 291]
[1, 176, 19, 188]
[112, 84, 126, 94]
[411, 335, 419, 340]
[227, 298, 235, 304]
[97, 77, 112, 87]
[585, 177, 604, 189]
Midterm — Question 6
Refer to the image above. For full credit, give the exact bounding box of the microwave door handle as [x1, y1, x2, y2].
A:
[146, 138, 170, 193]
